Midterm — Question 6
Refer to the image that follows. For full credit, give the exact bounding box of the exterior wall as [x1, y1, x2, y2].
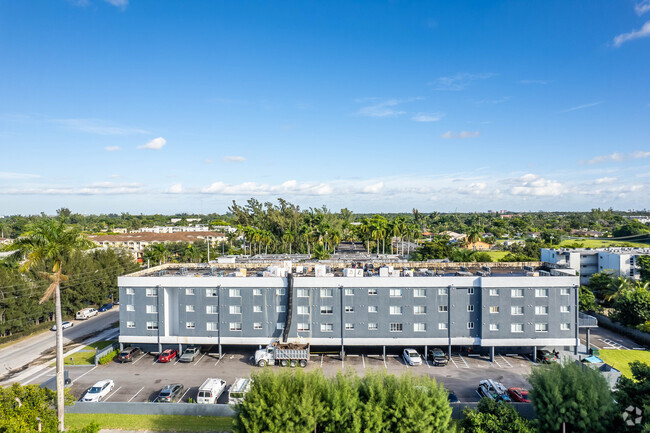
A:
[542, 248, 650, 283]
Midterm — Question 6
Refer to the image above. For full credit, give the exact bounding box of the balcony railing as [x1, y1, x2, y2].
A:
[579, 312, 598, 328]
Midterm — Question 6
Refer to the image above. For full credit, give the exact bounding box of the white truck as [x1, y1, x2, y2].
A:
[196, 378, 226, 404]
[76, 308, 98, 320]
[228, 378, 252, 405]
[254, 340, 310, 367]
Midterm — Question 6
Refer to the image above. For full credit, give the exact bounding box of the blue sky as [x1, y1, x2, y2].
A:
[1, 0, 649, 215]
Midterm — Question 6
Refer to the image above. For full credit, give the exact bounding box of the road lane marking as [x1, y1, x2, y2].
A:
[361, 354, 365, 369]
[458, 355, 470, 369]
[179, 387, 191, 402]
[23, 368, 53, 385]
[71, 365, 98, 384]
[104, 386, 121, 402]
[214, 353, 226, 366]
[128, 386, 145, 402]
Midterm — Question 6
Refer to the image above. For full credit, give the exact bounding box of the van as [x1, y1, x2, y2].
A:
[196, 378, 226, 404]
[76, 308, 98, 320]
[228, 378, 252, 405]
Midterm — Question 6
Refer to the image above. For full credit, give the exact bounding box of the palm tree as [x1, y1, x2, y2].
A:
[151, 243, 170, 265]
[282, 231, 295, 254]
[360, 218, 372, 254]
[15, 218, 93, 431]
[299, 224, 311, 256]
[604, 277, 634, 302]
[329, 231, 341, 254]
[467, 227, 482, 250]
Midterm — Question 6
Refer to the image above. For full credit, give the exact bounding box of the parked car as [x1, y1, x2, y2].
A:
[155, 383, 184, 403]
[82, 379, 114, 402]
[508, 387, 531, 403]
[179, 347, 200, 363]
[157, 349, 178, 363]
[50, 321, 74, 331]
[536, 349, 558, 364]
[117, 346, 142, 363]
[197, 378, 227, 404]
[403, 348, 423, 366]
[428, 348, 448, 366]
[76, 308, 97, 320]
[98, 303, 114, 312]
[477, 379, 511, 402]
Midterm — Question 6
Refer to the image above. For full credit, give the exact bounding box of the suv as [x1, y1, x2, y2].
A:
[477, 379, 511, 402]
[117, 346, 142, 363]
[402, 348, 423, 366]
[155, 384, 184, 403]
[428, 348, 448, 366]
[536, 349, 558, 364]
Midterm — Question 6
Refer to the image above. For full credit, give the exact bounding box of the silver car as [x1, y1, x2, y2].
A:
[403, 348, 423, 366]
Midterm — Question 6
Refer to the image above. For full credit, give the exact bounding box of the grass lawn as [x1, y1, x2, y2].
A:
[559, 239, 649, 248]
[66, 414, 234, 432]
[63, 340, 116, 365]
[484, 251, 509, 261]
[599, 349, 650, 379]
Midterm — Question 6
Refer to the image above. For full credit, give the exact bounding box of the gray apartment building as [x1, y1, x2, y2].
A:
[118, 264, 592, 360]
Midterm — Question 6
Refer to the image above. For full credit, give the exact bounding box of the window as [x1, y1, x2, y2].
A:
[230, 322, 242, 331]
[560, 305, 570, 313]
[414, 323, 426, 332]
[254, 322, 263, 330]
[185, 288, 195, 296]
[467, 305, 474, 312]
[320, 288, 333, 298]
[207, 288, 218, 297]
[345, 323, 354, 330]
[297, 306, 310, 315]
[253, 288, 262, 296]
[438, 288, 448, 296]
[185, 305, 195, 312]
[186, 322, 196, 329]
[126, 304, 134, 312]
[511, 306, 524, 315]
[438, 322, 448, 330]
[489, 289, 499, 296]
[439, 305, 448, 312]
[321, 323, 333, 332]
[298, 323, 310, 331]
[535, 323, 548, 332]
[297, 288, 309, 298]
[320, 306, 333, 315]
[230, 305, 242, 315]
[561, 323, 571, 331]
[390, 323, 403, 332]
[276, 305, 286, 313]
[227, 288, 239, 298]
[276, 323, 284, 330]
[276, 288, 286, 296]
[561, 288, 570, 296]
[368, 305, 378, 313]
[511, 289, 524, 298]
[126, 288, 134, 295]
[253, 305, 262, 313]
[390, 288, 402, 297]
[126, 321, 135, 328]
[345, 306, 354, 313]
[206, 305, 218, 314]
[467, 322, 474, 329]
[489, 323, 499, 331]
[511, 323, 523, 333]
[414, 305, 426, 315]
[146, 321, 158, 330]
[368, 322, 378, 330]
[468, 288, 475, 295]
[345, 288, 354, 296]
[414, 288, 426, 297]
[535, 288, 548, 298]
[535, 306, 548, 315]
[146, 305, 158, 314]
[489, 306, 499, 314]
[368, 288, 378, 296]
[389, 306, 403, 315]
[146, 288, 157, 297]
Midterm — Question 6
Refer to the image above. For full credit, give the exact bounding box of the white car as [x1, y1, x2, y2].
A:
[403, 348, 423, 366]
[50, 321, 74, 331]
[82, 379, 114, 402]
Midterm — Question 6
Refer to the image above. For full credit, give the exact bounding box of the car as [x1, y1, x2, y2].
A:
[50, 321, 74, 331]
[179, 347, 200, 363]
[403, 348, 423, 366]
[157, 349, 178, 363]
[82, 379, 114, 402]
[428, 348, 448, 366]
[508, 387, 531, 403]
[155, 383, 184, 403]
[536, 349, 558, 364]
[117, 346, 142, 363]
[477, 379, 511, 402]
[98, 303, 114, 312]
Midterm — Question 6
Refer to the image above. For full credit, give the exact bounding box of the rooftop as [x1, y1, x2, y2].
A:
[89, 231, 226, 243]
[547, 247, 650, 254]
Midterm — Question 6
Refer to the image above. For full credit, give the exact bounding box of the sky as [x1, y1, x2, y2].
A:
[1, 0, 649, 215]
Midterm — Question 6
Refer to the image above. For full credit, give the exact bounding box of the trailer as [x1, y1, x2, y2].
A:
[254, 340, 310, 367]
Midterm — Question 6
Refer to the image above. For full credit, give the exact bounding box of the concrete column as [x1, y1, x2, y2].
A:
[532, 346, 537, 362]
[179, 343, 183, 354]
[490, 346, 495, 363]
[158, 342, 162, 353]
[586, 328, 591, 354]
[119, 343, 124, 351]
[424, 345, 428, 362]
[448, 343, 452, 359]
[219, 344, 222, 358]
[383, 345, 386, 362]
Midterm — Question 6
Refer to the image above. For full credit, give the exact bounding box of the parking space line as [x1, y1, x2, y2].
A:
[173, 357, 181, 365]
[179, 387, 191, 402]
[196, 353, 207, 364]
[214, 353, 226, 366]
[104, 386, 122, 402]
[383, 356, 387, 369]
[361, 354, 365, 369]
[320, 354, 323, 367]
[128, 386, 145, 402]
[523, 355, 537, 365]
[341, 356, 344, 370]
[425, 357, 431, 368]
[458, 355, 470, 369]
[132, 353, 147, 365]
[71, 365, 98, 384]
[152, 358, 158, 365]
[450, 356, 460, 369]
[499, 355, 513, 368]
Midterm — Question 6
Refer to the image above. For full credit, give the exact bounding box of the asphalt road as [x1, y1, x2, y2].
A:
[0, 308, 119, 381]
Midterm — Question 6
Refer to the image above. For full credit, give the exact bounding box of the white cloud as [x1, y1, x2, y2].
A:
[593, 177, 617, 184]
[586, 150, 650, 164]
[223, 156, 246, 163]
[52, 118, 148, 135]
[362, 182, 384, 193]
[204, 158, 213, 164]
[474, 96, 510, 105]
[429, 73, 497, 91]
[104, 0, 128, 7]
[440, 131, 480, 139]
[0, 172, 41, 180]
[138, 137, 166, 150]
[509, 174, 564, 197]
[633, 150, 650, 159]
[201, 180, 333, 196]
[613, 21, 650, 47]
[411, 112, 444, 122]
[0, 182, 144, 195]
[560, 101, 603, 113]
[356, 97, 422, 118]
[168, 184, 183, 194]
[105, 146, 120, 151]
[636, 1, 650, 15]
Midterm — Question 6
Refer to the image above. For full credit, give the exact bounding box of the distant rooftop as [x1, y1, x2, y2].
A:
[547, 247, 650, 254]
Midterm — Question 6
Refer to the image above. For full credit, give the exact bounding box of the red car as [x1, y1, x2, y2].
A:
[508, 387, 531, 403]
[157, 349, 178, 363]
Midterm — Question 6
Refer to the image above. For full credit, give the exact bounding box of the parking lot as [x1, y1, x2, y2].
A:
[56, 347, 535, 404]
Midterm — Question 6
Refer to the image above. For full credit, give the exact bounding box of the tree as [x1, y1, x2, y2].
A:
[460, 398, 534, 433]
[613, 361, 650, 433]
[579, 286, 601, 313]
[529, 362, 616, 433]
[14, 218, 93, 431]
[282, 231, 295, 254]
[586, 271, 616, 301]
[610, 284, 650, 327]
[638, 255, 650, 283]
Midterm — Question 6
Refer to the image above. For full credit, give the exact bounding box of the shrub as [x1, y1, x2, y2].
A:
[98, 349, 118, 365]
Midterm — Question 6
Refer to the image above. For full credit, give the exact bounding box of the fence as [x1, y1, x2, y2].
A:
[94, 342, 120, 365]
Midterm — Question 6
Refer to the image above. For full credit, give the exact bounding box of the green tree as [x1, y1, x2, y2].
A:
[613, 361, 650, 433]
[638, 255, 650, 283]
[610, 284, 650, 327]
[579, 286, 602, 313]
[529, 362, 616, 433]
[460, 398, 534, 433]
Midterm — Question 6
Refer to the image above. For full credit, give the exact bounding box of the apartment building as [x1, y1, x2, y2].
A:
[118, 263, 589, 360]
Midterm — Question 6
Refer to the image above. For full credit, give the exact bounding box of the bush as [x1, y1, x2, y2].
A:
[460, 398, 534, 433]
[610, 286, 650, 327]
[98, 349, 118, 365]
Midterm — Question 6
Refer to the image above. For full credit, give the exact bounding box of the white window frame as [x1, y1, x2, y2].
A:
[345, 323, 354, 330]
[320, 288, 333, 298]
[535, 288, 548, 298]
[511, 288, 524, 298]
[276, 323, 285, 330]
[321, 323, 333, 332]
[345, 288, 354, 296]
[560, 305, 570, 313]
[368, 305, 378, 313]
[467, 305, 474, 312]
[146, 288, 157, 297]
[185, 288, 195, 296]
[185, 305, 195, 313]
[126, 288, 134, 295]
[489, 289, 499, 296]
[489, 306, 499, 314]
[228, 288, 241, 298]
[368, 288, 378, 296]
[414, 323, 426, 332]
[489, 323, 499, 331]
[511, 306, 524, 315]
[229, 322, 242, 331]
[368, 322, 378, 330]
[467, 322, 474, 329]
[511, 323, 523, 333]
[535, 306, 549, 316]
[390, 288, 402, 298]
[320, 306, 333, 315]
[297, 288, 309, 298]
[207, 322, 218, 331]
[468, 288, 475, 295]
[186, 321, 196, 329]
[438, 322, 448, 330]
[253, 288, 262, 296]
[389, 323, 403, 332]
[146, 321, 158, 330]
[126, 304, 135, 312]
[345, 305, 354, 313]
[253, 322, 263, 330]
[297, 306, 310, 315]
[414, 305, 426, 315]
[560, 288, 570, 296]
[146, 305, 158, 314]
[439, 305, 448, 312]
[535, 323, 549, 332]
[414, 288, 426, 297]
[561, 323, 571, 331]
[298, 323, 310, 332]
[438, 288, 448, 296]
[276, 288, 286, 296]
[206, 305, 218, 314]
[276, 305, 286, 313]
[230, 305, 242, 315]
[206, 288, 218, 297]
[126, 321, 135, 328]
[389, 306, 403, 315]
